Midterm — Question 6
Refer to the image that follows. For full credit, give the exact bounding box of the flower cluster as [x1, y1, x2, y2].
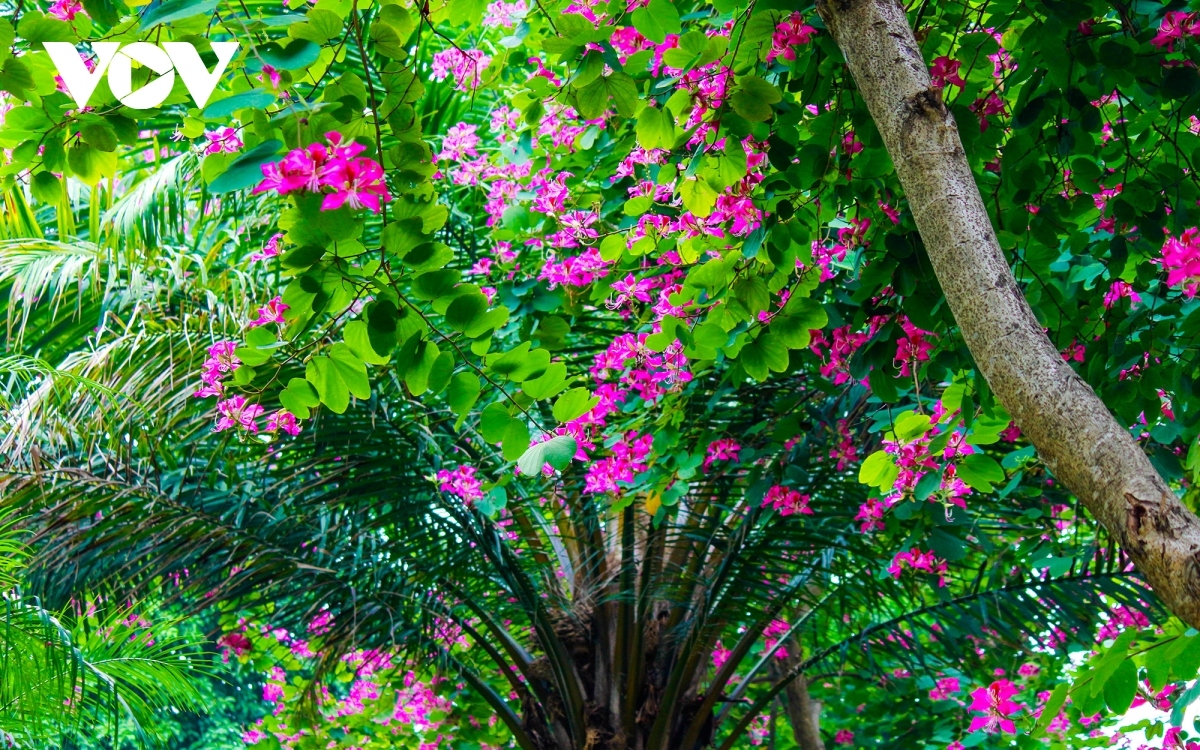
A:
[432, 48, 493, 91]
[766, 12, 816, 62]
[204, 127, 243, 155]
[1161, 228, 1200, 297]
[1151, 11, 1200, 52]
[254, 132, 390, 214]
[888, 548, 949, 587]
[585, 432, 653, 495]
[436, 465, 485, 504]
[761, 484, 812, 516]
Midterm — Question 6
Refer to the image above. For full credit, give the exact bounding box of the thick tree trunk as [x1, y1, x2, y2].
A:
[816, 0, 1200, 628]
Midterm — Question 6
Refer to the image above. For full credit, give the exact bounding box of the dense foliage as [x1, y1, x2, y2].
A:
[7, 0, 1200, 748]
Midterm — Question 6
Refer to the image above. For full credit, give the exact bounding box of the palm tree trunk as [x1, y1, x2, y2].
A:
[815, 0, 1200, 628]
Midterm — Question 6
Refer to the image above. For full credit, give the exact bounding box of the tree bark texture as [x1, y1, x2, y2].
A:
[816, 0, 1200, 628]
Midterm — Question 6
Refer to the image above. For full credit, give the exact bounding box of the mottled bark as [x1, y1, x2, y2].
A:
[783, 672, 825, 750]
[816, 0, 1200, 628]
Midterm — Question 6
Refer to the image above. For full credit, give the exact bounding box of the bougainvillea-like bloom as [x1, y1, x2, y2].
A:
[194, 341, 241, 398]
[431, 48, 492, 92]
[929, 676, 960, 700]
[888, 548, 949, 587]
[930, 56, 966, 89]
[1102, 280, 1141, 309]
[321, 158, 390, 213]
[250, 233, 285, 262]
[48, 0, 85, 20]
[266, 410, 302, 437]
[968, 680, 1022, 733]
[766, 12, 816, 62]
[704, 438, 742, 469]
[204, 127, 243, 155]
[1151, 11, 1198, 52]
[895, 318, 936, 376]
[761, 484, 812, 516]
[247, 296, 289, 328]
[436, 465, 485, 504]
[482, 0, 527, 28]
[214, 395, 264, 433]
[585, 431, 653, 494]
[1161, 227, 1200, 297]
[834, 729, 855, 746]
[437, 123, 481, 163]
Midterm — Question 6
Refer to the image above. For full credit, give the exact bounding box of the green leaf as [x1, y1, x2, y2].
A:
[893, 412, 933, 442]
[330, 343, 370, 399]
[68, 144, 117, 186]
[516, 435, 577, 476]
[279, 378, 320, 419]
[1032, 683, 1068, 738]
[729, 75, 781, 122]
[680, 178, 718, 218]
[209, 140, 283, 194]
[344, 320, 390, 365]
[522, 362, 568, 400]
[413, 270, 461, 301]
[502, 420, 530, 461]
[552, 387, 599, 423]
[202, 89, 277, 120]
[637, 106, 676, 150]
[1103, 659, 1137, 715]
[445, 293, 488, 332]
[957, 453, 1005, 492]
[30, 171, 61, 204]
[80, 124, 117, 153]
[630, 0, 681, 43]
[17, 12, 75, 43]
[307, 356, 348, 413]
[141, 0, 218, 29]
[859, 450, 898, 490]
[258, 39, 320, 71]
[481, 402, 514, 443]
[448, 373, 481, 416]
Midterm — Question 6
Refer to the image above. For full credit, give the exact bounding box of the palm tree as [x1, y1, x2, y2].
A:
[0, 512, 206, 747]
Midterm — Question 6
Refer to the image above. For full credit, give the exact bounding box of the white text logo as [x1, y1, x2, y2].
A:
[44, 42, 240, 110]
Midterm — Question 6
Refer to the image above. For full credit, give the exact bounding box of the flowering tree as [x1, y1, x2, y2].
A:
[6, 0, 1200, 748]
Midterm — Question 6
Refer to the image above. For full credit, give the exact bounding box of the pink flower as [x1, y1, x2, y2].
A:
[194, 341, 241, 398]
[968, 680, 1022, 734]
[258, 64, 281, 88]
[1152, 12, 1197, 52]
[761, 484, 812, 516]
[214, 395, 264, 433]
[431, 48, 492, 91]
[1161, 227, 1200, 297]
[930, 56, 966, 89]
[266, 410, 302, 436]
[1102, 280, 1141, 309]
[834, 729, 854, 745]
[48, 0, 85, 21]
[250, 233, 285, 262]
[436, 465, 485, 504]
[704, 438, 742, 469]
[929, 676, 960, 701]
[1017, 663, 1040, 677]
[767, 12, 816, 62]
[895, 318, 935, 376]
[1061, 339, 1085, 363]
[888, 548, 949, 587]
[437, 122, 481, 163]
[248, 296, 289, 328]
[203, 127, 243, 155]
[482, 0, 527, 28]
[585, 432, 654, 495]
[321, 157, 390, 213]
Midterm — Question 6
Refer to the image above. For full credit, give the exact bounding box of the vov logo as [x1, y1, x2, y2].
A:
[44, 42, 240, 110]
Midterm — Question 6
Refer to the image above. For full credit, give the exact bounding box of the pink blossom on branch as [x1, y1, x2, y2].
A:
[766, 12, 816, 62]
[930, 56, 966, 90]
[431, 48, 492, 92]
[436, 465, 485, 504]
[214, 395, 264, 433]
[1160, 227, 1200, 297]
[761, 484, 812, 516]
[968, 680, 1022, 733]
[247, 296, 289, 328]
